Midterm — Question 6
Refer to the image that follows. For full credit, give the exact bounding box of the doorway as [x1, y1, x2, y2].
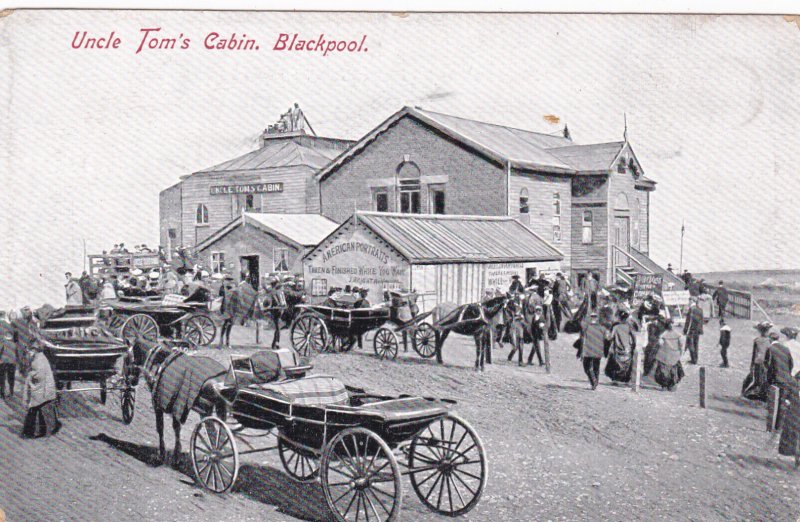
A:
[240, 255, 260, 289]
[613, 216, 630, 267]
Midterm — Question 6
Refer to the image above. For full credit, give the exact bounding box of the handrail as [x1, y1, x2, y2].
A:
[611, 245, 653, 275]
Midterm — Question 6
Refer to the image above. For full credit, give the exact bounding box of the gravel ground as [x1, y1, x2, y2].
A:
[1, 317, 798, 521]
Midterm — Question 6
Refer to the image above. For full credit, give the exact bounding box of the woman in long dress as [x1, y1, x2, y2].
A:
[21, 344, 61, 438]
[605, 310, 637, 383]
[778, 327, 800, 462]
[652, 318, 685, 391]
[741, 321, 773, 400]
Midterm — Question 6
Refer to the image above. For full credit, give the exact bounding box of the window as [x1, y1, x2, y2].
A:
[311, 278, 328, 297]
[582, 211, 593, 244]
[374, 190, 389, 212]
[168, 228, 177, 240]
[553, 192, 561, 216]
[430, 186, 446, 214]
[552, 216, 562, 243]
[245, 194, 256, 211]
[211, 252, 225, 274]
[400, 180, 421, 214]
[519, 188, 529, 214]
[273, 248, 289, 272]
[196, 204, 209, 225]
[633, 198, 641, 247]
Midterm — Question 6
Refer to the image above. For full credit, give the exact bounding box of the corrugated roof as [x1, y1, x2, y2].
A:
[197, 213, 339, 251]
[355, 212, 563, 264]
[547, 142, 626, 172]
[413, 108, 575, 172]
[246, 213, 339, 246]
[199, 139, 343, 173]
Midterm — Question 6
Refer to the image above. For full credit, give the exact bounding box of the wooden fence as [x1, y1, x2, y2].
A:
[723, 288, 752, 320]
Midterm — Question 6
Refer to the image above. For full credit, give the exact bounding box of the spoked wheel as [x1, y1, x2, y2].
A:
[412, 322, 437, 358]
[321, 427, 402, 522]
[99, 379, 107, 405]
[183, 314, 217, 346]
[328, 334, 356, 353]
[107, 312, 126, 335]
[121, 314, 159, 344]
[290, 314, 328, 357]
[121, 386, 135, 425]
[373, 328, 399, 360]
[408, 413, 487, 517]
[278, 436, 320, 483]
[190, 416, 239, 494]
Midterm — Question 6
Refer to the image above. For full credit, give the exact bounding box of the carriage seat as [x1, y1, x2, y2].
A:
[249, 375, 349, 406]
[219, 348, 312, 402]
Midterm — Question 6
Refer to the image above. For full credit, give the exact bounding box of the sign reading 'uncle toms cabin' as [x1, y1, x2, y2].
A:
[209, 183, 284, 195]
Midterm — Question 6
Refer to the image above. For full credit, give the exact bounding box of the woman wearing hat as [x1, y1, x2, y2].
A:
[742, 321, 773, 400]
[776, 326, 800, 461]
[21, 337, 61, 438]
[652, 318, 685, 391]
[605, 309, 637, 384]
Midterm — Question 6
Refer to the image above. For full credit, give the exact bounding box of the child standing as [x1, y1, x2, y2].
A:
[718, 318, 732, 368]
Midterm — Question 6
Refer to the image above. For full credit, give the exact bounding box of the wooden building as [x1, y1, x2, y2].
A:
[195, 212, 338, 289]
[315, 106, 672, 286]
[303, 212, 563, 311]
[159, 113, 353, 256]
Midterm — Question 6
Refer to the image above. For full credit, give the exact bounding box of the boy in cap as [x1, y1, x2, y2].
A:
[718, 318, 732, 368]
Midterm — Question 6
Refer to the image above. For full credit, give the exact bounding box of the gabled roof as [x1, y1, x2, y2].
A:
[199, 138, 346, 173]
[196, 212, 339, 251]
[344, 212, 563, 264]
[316, 106, 577, 182]
[547, 141, 626, 173]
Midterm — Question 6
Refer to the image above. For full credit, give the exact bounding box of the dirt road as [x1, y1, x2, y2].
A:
[1, 317, 798, 521]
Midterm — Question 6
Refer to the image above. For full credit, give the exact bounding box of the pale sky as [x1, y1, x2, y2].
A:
[1, 10, 799, 307]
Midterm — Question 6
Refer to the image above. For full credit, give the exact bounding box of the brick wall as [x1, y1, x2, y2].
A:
[319, 116, 508, 223]
[509, 171, 571, 272]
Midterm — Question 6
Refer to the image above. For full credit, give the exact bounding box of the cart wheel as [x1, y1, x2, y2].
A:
[121, 387, 135, 425]
[99, 379, 107, 405]
[291, 315, 328, 357]
[321, 427, 402, 522]
[278, 437, 320, 483]
[412, 322, 437, 359]
[184, 314, 217, 347]
[373, 328, 399, 360]
[121, 314, 159, 344]
[107, 312, 126, 334]
[408, 413, 487, 517]
[191, 416, 239, 494]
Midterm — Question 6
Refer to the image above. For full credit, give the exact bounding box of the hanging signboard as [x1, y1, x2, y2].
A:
[633, 274, 663, 302]
[662, 290, 691, 306]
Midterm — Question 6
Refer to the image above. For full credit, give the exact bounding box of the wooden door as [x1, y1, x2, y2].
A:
[613, 216, 630, 267]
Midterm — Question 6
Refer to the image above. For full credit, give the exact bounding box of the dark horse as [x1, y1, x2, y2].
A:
[127, 337, 228, 467]
[432, 295, 509, 369]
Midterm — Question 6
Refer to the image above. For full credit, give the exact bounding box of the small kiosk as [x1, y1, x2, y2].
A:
[303, 212, 564, 311]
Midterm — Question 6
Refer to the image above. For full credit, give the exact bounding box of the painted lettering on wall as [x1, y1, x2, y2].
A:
[209, 183, 283, 195]
[321, 241, 389, 265]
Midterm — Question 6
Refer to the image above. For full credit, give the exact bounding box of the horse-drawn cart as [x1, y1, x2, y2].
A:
[289, 291, 437, 360]
[102, 296, 217, 348]
[191, 349, 487, 522]
[35, 306, 137, 424]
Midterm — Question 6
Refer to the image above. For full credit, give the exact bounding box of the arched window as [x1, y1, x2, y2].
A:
[614, 192, 629, 211]
[632, 198, 641, 247]
[582, 211, 593, 244]
[519, 188, 529, 214]
[196, 203, 209, 225]
[397, 160, 421, 213]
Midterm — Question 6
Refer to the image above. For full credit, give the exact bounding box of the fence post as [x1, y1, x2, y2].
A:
[255, 320, 260, 344]
[544, 337, 551, 374]
[699, 366, 706, 408]
[632, 348, 641, 393]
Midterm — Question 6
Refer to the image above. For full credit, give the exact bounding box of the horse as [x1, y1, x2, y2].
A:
[431, 295, 510, 369]
[127, 337, 228, 467]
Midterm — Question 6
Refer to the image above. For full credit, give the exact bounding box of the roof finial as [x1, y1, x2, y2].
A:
[563, 124, 571, 140]
[623, 113, 628, 142]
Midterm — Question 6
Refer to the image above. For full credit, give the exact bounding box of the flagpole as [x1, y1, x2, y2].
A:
[679, 220, 685, 274]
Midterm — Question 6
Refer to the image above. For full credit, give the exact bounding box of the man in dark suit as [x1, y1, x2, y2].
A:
[579, 312, 607, 390]
[508, 275, 524, 294]
[683, 297, 704, 364]
[712, 281, 729, 319]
